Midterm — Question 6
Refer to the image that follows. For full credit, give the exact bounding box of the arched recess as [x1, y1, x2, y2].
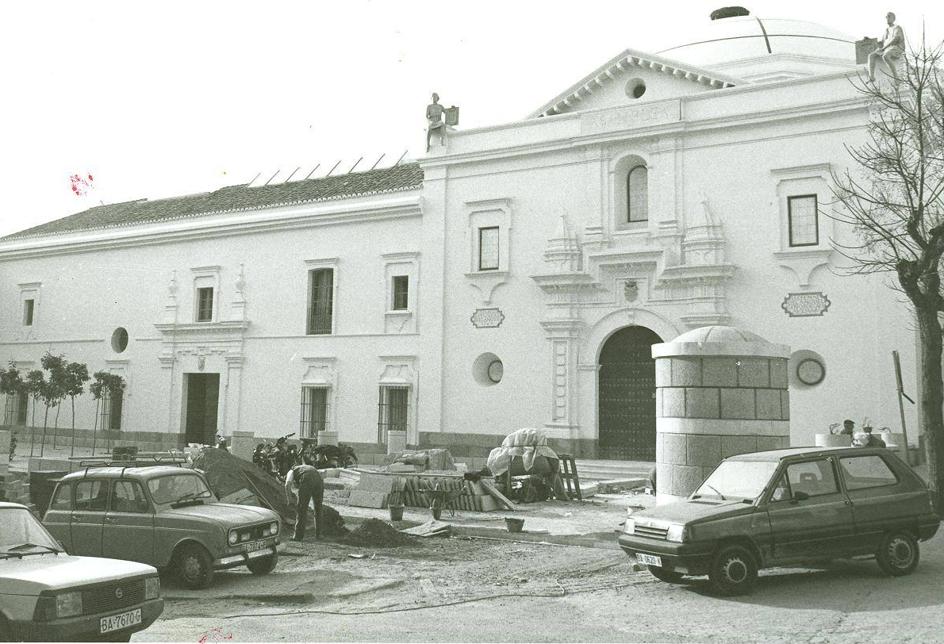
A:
[598, 325, 663, 461]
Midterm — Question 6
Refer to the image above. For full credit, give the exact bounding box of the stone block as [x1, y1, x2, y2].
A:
[672, 464, 705, 497]
[662, 388, 685, 417]
[770, 359, 788, 389]
[348, 491, 388, 509]
[662, 433, 687, 465]
[702, 358, 738, 388]
[655, 388, 663, 417]
[655, 358, 672, 387]
[671, 358, 701, 387]
[721, 435, 757, 458]
[686, 434, 722, 467]
[756, 435, 787, 452]
[686, 388, 720, 419]
[737, 358, 770, 388]
[720, 389, 756, 420]
[781, 390, 790, 420]
[756, 389, 783, 420]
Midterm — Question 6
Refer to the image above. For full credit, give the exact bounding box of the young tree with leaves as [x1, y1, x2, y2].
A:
[25, 370, 44, 458]
[89, 371, 125, 456]
[0, 363, 25, 461]
[37, 352, 68, 457]
[64, 361, 90, 457]
[830, 42, 944, 510]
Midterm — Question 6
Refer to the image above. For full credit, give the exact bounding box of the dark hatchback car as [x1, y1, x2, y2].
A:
[619, 447, 940, 595]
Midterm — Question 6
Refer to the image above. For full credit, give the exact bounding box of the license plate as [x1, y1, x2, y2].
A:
[100, 608, 142, 634]
[636, 553, 662, 567]
[243, 539, 268, 553]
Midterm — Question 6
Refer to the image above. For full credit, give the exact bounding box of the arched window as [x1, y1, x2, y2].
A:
[627, 165, 648, 223]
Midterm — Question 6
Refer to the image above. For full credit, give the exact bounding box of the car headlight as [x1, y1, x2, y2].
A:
[624, 518, 635, 535]
[270, 521, 279, 536]
[666, 524, 687, 543]
[56, 591, 83, 618]
[228, 530, 238, 545]
[145, 576, 160, 600]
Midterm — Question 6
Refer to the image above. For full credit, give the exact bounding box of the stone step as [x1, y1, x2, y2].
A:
[574, 459, 654, 482]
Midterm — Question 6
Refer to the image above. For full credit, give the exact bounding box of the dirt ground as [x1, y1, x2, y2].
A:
[137, 524, 944, 643]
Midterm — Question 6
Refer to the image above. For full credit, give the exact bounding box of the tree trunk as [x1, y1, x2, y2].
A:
[53, 402, 61, 449]
[91, 398, 100, 456]
[70, 396, 76, 458]
[917, 308, 944, 512]
[40, 404, 49, 458]
[29, 399, 37, 458]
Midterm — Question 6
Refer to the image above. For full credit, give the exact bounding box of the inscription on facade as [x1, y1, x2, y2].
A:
[582, 100, 681, 136]
[781, 292, 831, 317]
[471, 307, 505, 328]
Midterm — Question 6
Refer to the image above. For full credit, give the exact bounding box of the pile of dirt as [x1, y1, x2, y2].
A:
[341, 518, 418, 548]
[320, 505, 349, 537]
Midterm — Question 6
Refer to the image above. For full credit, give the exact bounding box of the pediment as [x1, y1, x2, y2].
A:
[530, 48, 742, 118]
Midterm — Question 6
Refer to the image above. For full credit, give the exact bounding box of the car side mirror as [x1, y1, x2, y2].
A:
[791, 491, 810, 503]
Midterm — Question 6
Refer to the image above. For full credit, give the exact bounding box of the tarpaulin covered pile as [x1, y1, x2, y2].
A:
[191, 446, 298, 524]
[486, 428, 560, 477]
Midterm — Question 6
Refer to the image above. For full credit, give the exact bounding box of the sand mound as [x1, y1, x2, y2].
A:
[320, 505, 349, 537]
[341, 518, 418, 548]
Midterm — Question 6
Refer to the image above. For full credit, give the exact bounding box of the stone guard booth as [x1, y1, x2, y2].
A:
[653, 326, 791, 504]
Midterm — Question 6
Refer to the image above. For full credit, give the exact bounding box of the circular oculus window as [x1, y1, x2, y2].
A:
[487, 359, 504, 384]
[796, 357, 825, 386]
[111, 327, 129, 353]
[625, 78, 647, 99]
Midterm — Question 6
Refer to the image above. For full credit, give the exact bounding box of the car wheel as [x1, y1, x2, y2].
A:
[876, 530, 920, 577]
[709, 544, 758, 596]
[647, 565, 685, 584]
[175, 543, 215, 589]
[247, 553, 278, 575]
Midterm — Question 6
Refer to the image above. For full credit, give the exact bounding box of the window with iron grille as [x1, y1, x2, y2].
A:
[100, 387, 123, 431]
[23, 299, 34, 326]
[478, 227, 499, 271]
[627, 165, 648, 223]
[377, 386, 409, 443]
[307, 268, 334, 334]
[392, 275, 409, 310]
[196, 287, 214, 322]
[788, 194, 819, 246]
[299, 387, 329, 438]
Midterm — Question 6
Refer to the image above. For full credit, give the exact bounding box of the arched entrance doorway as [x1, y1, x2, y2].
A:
[598, 326, 662, 460]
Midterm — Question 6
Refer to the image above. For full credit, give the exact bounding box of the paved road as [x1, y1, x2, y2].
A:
[136, 530, 944, 643]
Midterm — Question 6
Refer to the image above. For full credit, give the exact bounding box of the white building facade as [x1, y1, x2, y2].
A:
[0, 12, 921, 463]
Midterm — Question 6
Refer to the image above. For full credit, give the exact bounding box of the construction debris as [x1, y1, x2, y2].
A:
[400, 520, 451, 538]
[345, 470, 507, 511]
[341, 518, 418, 548]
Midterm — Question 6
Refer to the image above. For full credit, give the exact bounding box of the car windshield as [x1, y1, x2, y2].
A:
[147, 473, 215, 509]
[0, 508, 63, 556]
[693, 460, 780, 501]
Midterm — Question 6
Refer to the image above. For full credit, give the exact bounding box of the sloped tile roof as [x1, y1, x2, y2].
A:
[4, 163, 424, 240]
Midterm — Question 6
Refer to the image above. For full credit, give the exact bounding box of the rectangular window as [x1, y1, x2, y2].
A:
[49, 482, 73, 511]
[196, 287, 214, 322]
[101, 388, 123, 431]
[377, 386, 409, 443]
[392, 275, 409, 310]
[75, 480, 108, 512]
[4, 391, 28, 425]
[786, 459, 839, 497]
[110, 480, 149, 513]
[23, 299, 34, 326]
[307, 268, 334, 334]
[478, 227, 499, 271]
[788, 195, 819, 247]
[839, 455, 899, 491]
[299, 387, 328, 438]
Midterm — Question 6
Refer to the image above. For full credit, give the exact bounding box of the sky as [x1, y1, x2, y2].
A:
[1, 0, 942, 238]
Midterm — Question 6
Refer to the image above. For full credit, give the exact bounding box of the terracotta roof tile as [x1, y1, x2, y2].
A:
[4, 163, 424, 240]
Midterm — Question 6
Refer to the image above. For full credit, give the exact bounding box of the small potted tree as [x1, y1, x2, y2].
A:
[388, 477, 406, 522]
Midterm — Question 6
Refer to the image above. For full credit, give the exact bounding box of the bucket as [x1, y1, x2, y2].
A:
[504, 517, 525, 533]
[389, 505, 404, 522]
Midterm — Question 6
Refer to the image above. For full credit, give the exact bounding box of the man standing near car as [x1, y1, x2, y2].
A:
[284, 463, 324, 541]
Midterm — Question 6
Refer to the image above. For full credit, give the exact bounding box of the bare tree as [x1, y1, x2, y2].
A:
[830, 42, 944, 509]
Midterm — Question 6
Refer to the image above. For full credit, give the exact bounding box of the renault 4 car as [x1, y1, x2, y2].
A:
[619, 447, 940, 595]
[0, 501, 163, 642]
[43, 464, 282, 589]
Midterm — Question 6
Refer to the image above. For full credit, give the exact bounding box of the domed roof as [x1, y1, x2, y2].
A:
[658, 14, 856, 67]
[652, 325, 791, 358]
